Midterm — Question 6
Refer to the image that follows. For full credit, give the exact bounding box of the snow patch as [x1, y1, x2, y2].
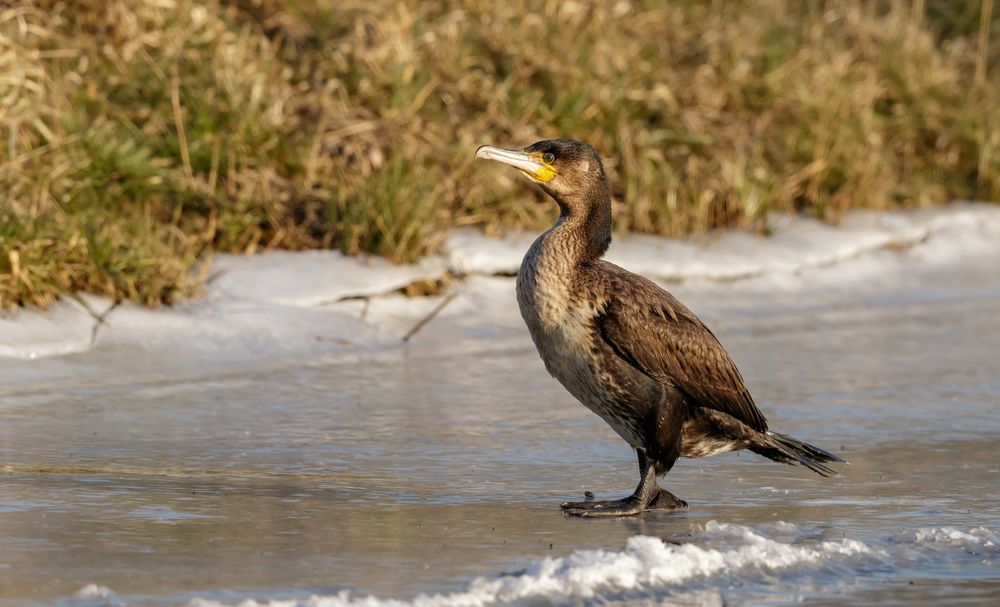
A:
[4, 204, 1000, 361]
[175, 523, 1000, 607]
[210, 250, 447, 306]
[445, 204, 1000, 283]
[67, 585, 124, 607]
[0, 297, 111, 360]
[893, 526, 1000, 556]
[444, 229, 536, 276]
[97, 297, 379, 354]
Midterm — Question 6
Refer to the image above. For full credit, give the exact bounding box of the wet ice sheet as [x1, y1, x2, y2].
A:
[1, 206, 1000, 606]
[3, 431, 998, 605]
[2, 274, 1000, 605]
[179, 523, 998, 607]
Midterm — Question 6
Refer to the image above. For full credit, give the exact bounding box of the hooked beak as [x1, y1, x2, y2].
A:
[475, 145, 557, 183]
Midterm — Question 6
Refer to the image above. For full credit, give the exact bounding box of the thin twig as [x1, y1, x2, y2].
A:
[325, 120, 379, 142]
[910, 0, 924, 27]
[89, 299, 121, 347]
[304, 112, 329, 185]
[62, 291, 104, 321]
[402, 291, 457, 342]
[977, 0, 995, 87]
[61, 292, 120, 347]
[171, 72, 193, 182]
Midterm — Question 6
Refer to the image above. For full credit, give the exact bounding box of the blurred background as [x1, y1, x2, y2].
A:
[2, 3, 1000, 606]
[1, 0, 997, 309]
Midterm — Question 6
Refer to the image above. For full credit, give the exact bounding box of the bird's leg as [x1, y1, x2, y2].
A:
[561, 451, 686, 517]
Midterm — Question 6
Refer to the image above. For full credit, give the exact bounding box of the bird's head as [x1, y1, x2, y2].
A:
[475, 139, 608, 208]
[476, 138, 612, 259]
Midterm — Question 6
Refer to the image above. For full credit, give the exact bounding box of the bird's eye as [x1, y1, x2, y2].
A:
[543, 153, 555, 163]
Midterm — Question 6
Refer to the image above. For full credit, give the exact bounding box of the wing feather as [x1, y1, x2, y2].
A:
[592, 262, 768, 432]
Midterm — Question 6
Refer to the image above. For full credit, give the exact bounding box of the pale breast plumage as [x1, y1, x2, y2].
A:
[516, 233, 646, 448]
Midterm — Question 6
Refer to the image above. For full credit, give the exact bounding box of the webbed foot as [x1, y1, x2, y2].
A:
[647, 488, 688, 510]
[562, 451, 687, 518]
[560, 488, 687, 517]
[561, 495, 645, 518]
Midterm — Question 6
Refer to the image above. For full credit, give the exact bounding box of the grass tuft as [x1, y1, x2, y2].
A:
[2, 0, 999, 308]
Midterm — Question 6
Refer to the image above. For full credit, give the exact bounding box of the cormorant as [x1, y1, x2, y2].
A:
[476, 139, 845, 517]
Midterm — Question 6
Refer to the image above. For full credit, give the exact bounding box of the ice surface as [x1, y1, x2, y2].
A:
[69, 585, 123, 607]
[3, 204, 999, 364]
[0, 296, 112, 360]
[96, 297, 379, 354]
[444, 228, 537, 276]
[4, 221, 998, 607]
[893, 526, 1000, 557]
[55, 525, 1000, 607]
[446, 203, 1000, 284]
[210, 250, 448, 306]
[83, 522, 986, 607]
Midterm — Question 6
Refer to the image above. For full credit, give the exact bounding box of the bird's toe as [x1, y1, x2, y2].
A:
[560, 496, 645, 517]
[646, 488, 688, 510]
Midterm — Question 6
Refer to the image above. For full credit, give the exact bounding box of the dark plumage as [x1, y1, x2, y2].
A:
[476, 138, 845, 517]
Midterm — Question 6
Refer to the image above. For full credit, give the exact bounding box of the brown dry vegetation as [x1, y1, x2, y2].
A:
[1, 0, 998, 308]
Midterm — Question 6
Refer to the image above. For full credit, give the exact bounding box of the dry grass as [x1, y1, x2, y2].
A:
[1, 0, 998, 308]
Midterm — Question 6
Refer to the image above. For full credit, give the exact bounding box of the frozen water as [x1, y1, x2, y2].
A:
[180, 523, 998, 607]
[1, 205, 999, 606]
[210, 250, 448, 307]
[4, 203, 999, 364]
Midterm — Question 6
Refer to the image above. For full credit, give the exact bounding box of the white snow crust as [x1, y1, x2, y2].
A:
[3, 204, 999, 362]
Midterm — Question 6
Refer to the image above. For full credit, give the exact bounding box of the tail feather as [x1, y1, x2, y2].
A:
[750, 432, 847, 477]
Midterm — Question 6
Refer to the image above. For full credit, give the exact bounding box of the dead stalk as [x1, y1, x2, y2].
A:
[402, 292, 457, 343]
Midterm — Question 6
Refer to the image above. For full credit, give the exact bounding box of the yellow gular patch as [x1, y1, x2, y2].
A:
[533, 164, 557, 182]
[529, 153, 558, 182]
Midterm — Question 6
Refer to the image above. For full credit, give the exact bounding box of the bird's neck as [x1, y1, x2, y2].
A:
[549, 182, 612, 264]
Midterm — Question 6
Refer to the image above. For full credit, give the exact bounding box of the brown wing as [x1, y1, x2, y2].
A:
[592, 262, 768, 432]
